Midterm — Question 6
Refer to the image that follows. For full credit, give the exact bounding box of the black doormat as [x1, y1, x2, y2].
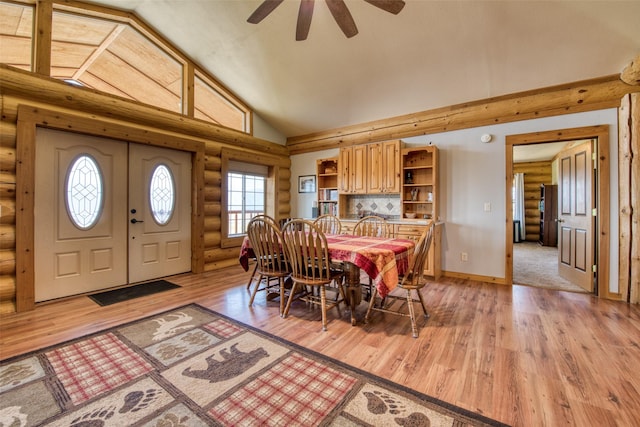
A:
[88, 280, 180, 306]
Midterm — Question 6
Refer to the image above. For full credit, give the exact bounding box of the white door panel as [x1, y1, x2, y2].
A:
[128, 144, 191, 283]
[35, 128, 128, 301]
[558, 140, 594, 292]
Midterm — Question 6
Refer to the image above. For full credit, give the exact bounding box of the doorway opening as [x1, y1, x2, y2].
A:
[505, 125, 610, 296]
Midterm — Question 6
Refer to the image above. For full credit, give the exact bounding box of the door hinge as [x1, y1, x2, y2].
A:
[592, 265, 597, 273]
[592, 152, 597, 170]
[592, 208, 597, 217]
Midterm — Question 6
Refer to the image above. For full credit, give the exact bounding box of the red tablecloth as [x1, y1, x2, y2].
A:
[239, 234, 415, 298]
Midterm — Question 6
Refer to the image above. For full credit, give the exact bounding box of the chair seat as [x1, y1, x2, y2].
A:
[364, 223, 435, 338]
[247, 216, 291, 315]
[281, 219, 346, 331]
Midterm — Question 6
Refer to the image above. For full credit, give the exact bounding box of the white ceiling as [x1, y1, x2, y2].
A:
[84, 0, 640, 138]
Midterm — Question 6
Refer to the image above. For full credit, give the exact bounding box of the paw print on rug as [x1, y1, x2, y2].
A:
[119, 388, 161, 413]
[71, 406, 116, 426]
[0, 363, 36, 387]
[155, 412, 191, 427]
[364, 390, 405, 415]
[363, 390, 431, 426]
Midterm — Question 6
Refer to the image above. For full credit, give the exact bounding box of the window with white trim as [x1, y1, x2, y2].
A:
[227, 167, 266, 236]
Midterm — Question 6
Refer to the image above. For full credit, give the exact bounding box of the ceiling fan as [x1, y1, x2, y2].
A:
[247, 0, 406, 41]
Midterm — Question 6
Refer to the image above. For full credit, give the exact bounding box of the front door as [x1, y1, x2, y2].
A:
[557, 140, 595, 292]
[34, 129, 128, 301]
[128, 144, 192, 283]
[34, 129, 191, 302]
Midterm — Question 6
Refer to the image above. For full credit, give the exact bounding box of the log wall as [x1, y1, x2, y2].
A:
[513, 161, 553, 242]
[0, 66, 291, 313]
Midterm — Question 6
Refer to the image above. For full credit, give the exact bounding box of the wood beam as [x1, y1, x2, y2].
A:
[0, 64, 288, 157]
[72, 24, 126, 81]
[621, 53, 640, 86]
[33, 0, 52, 76]
[287, 75, 640, 155]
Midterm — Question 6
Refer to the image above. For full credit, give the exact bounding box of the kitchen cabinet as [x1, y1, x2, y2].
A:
[338, 145, 367, 194]
[367, 140, 400, 193]
[340, 140, 400, 194]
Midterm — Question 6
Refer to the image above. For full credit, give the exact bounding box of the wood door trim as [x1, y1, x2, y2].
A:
[15, 105, 205, 311]
[505, 125, 611, 299]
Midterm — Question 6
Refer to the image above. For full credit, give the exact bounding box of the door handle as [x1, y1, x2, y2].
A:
[556, 218, 564, 223]
[130, 218, 144, 224]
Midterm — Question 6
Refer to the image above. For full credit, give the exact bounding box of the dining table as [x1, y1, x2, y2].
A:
[238, 233, 416, 326]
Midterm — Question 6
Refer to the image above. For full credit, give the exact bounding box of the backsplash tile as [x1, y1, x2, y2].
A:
[345, 195, 401, 218]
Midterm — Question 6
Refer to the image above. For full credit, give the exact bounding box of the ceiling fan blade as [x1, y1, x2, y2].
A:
[247, 0, 284, 24]
[325, 0, 358, 38]
[363, 0, 406, 15]
[296, 0, 315, 41]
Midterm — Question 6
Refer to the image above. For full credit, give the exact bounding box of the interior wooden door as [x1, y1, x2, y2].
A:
[34, 128, 128, 302]
[557, 140, 595, 292]
[128, 144, 192, 283]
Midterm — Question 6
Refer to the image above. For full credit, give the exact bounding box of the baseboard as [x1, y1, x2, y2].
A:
[442, 271, 507, 285]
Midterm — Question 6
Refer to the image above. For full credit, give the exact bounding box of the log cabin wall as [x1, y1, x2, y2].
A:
[619, 93, 639, 304]
[513, 161, 552, 242]
[0, 65, 291, 314]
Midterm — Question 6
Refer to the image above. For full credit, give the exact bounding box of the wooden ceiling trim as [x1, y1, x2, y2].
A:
[33, 0, 52, 76]
[72, 23, 125, 80]
[286, 75, 640, 155]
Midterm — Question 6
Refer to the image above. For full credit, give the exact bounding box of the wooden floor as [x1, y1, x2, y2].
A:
[1, 265, 639, 427]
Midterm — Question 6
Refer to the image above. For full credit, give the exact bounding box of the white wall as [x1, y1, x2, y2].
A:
[290, 109, 619, 292]
[290, 148, 339, 218]
[253, 113, 287, 145]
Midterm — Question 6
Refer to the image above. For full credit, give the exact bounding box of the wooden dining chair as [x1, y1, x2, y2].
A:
[364, 222, 435, 338]
[246, 214, 277, 290]
[353, 215, 390, 298]
[353, 215, 390, 237]
[281, 219, 346, 331]
[314, 214, 342, 235]
[246, 216, 290, 315]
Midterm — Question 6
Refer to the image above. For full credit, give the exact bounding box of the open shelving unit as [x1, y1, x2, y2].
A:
[316, 157, 339, 216]
[401, 146, 438, 220]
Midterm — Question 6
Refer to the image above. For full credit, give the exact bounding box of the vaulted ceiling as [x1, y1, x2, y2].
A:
[83, 0, 640, 138]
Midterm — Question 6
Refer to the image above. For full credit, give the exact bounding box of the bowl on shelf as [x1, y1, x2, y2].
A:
[405, 212, 417, 219]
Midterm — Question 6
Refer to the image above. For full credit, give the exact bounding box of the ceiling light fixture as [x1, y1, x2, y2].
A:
[247, 0, 406, 41]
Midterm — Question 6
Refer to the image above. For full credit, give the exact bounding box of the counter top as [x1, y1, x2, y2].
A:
[340, 217, 434, 226]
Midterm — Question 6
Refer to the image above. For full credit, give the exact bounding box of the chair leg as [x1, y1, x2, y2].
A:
[406, 289, 419, 338]
[364, 287, 379, 323]
[417, 289, 429, 318]
[279, 276, 285, 316]
[246, 262, 258, 290]
[282, 282, 299, 318]
[320, 286, 328, 331]
[248, 274, 264, 306]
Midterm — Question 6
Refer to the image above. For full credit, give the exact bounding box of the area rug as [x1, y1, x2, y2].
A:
[88, 280, 181, 306]
[0, 304, 508, 427]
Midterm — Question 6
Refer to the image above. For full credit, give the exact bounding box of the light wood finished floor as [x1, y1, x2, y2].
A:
[1, 266, 639, 427]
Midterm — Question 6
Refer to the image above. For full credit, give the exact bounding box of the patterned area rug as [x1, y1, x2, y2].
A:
[0, 304, 508, 427]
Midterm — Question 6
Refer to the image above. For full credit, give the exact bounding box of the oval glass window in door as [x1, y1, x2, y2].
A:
[149, 164, 175, 225]
[65, 154, 104, 229]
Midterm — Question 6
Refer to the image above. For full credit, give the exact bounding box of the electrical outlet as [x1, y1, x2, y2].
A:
[461, 252, 468, 262]
[484, 202, 491, 212]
